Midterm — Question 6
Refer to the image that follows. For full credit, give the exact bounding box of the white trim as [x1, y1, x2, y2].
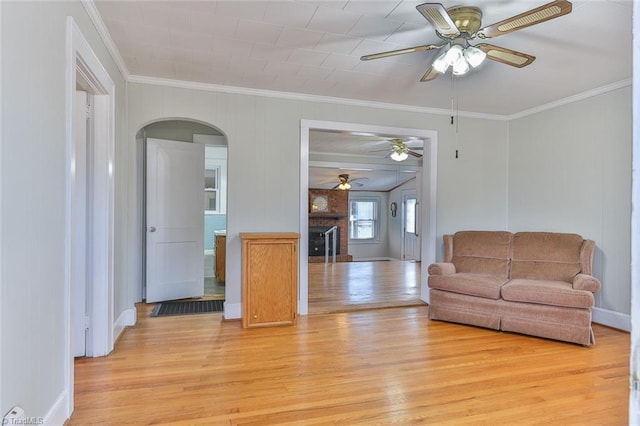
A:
[80, 0, 129, 80]
[508, 79, 632, 120]
[630, 1, 640, 421]
[351, 257, 400, 261]
[113, 308, 137, 342]
[592, 307, 631, 332]
[0, 0, 3, 410]
[224, 302, 242, 320]
[43, 391, 68, 426]
[300, 120, 437, 314]
[65, 16, 116, 420]
[128, 75, 632, 123]
[129, 75, 505, 121]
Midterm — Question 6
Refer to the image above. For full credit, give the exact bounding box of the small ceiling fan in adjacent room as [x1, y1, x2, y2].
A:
[360, 0, 573, 81]
[333, 174, 366, 190]
[372, 139, 423, 162]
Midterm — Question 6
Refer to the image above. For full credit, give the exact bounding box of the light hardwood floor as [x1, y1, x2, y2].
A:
[308, 260, 424, 314]
[70, 303, 629, 425]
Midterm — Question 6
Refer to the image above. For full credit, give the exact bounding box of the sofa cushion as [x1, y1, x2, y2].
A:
[510, 232, 583, 282]
[501, 278, 594, 309]
[428, 273, 509, 300]
[452, 231, 512, 277]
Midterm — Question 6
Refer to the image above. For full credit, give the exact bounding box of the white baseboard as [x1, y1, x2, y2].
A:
[44, 389, 68, 426]
[113, 307, 137, 342]
[224, 302, 241, 320]
[351, 257, 399, 261]
[593, 307, 630, 332]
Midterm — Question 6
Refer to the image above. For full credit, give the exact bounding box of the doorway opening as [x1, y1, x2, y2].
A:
[65, 16, 116, 420]
[300, 120, 438, 316]
[136, 120, 227, 303]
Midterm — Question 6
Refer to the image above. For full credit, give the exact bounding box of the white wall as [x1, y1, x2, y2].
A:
[509, 87, 632, 316]
[0, 1, 127, 420]
[127, 82, 510, 318]
[435, 116, 511, 247]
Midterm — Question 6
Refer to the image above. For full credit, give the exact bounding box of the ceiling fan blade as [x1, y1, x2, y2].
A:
[475, 44, 535, 68]
[416, 3, 460, 37]
[420, 65, 440, 82]
[360, 44, 442, 61]
[477, 0, 572, 39]
[408, 150, 423, 158]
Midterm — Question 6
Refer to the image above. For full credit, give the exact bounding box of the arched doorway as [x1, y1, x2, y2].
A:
[135, 119, 228, 302]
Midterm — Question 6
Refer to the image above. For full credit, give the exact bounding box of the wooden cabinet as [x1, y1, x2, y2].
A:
[214, 233, 226, 283]
[241, 232, 300, 328]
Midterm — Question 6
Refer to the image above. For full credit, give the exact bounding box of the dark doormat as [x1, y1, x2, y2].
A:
[151, 299, 224, 317]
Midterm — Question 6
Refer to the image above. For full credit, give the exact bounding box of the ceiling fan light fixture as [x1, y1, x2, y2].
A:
[444, 44, 464, 66]
[338, 182, 351, 190]
[390, 151, 409, 162]
[432, 50, 449, 73]
[452, 56, 470, 75]
[464, 45, 486, 68]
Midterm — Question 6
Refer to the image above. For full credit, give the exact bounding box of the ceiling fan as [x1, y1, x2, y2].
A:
[333, 174, 366, 190]
[372, 139, 423, 161]
[360, 0, 572, 82]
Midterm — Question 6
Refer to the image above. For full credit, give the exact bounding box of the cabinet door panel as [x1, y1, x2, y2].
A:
[246, 242, 294, 326]
[241, 233, 299, 328]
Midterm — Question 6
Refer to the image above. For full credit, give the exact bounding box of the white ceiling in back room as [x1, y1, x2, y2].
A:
[93, 0, 632, 116]
[308, 129, 423, 192]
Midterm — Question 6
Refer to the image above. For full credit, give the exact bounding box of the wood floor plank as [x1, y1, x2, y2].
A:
[70, 303, 629, 425]
[308, 260, 423, 314]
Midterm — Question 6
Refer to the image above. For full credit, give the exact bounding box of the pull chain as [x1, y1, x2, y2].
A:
[451, 73, 460, 158]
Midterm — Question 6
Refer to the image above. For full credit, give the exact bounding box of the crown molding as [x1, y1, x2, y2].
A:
[508, 78, 632, 120]
[127, 74, 508, 121]
[81, 0, 130, 80]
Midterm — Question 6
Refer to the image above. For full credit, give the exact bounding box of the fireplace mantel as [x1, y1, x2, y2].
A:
[309, 214, 347, 219]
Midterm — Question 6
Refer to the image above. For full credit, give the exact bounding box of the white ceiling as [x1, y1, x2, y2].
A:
[95, 0, 632, 116]
[308, 129, 423, 191]
[92, 0, 632, 192]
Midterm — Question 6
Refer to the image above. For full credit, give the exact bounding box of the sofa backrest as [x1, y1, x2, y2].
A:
[449, 231, 512, 277]
[510, 232, 584, 282]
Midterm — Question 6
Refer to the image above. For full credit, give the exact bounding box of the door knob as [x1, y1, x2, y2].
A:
[148, 226, 156, 232]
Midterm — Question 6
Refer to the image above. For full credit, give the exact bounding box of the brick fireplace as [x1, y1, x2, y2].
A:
[308, 189, 353, 263]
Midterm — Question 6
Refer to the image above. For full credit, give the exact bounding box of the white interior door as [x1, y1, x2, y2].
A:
[72, 90, 89, 357]
[402, 193, 421, 261]
[146, 138, 204, 303]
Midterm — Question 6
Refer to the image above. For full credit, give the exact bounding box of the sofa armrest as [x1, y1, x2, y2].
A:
[428, 262, 456, 276]
[573, 273, 601, 293]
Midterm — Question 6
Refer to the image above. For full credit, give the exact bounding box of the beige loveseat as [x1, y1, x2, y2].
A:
[427, 231, 601, 346]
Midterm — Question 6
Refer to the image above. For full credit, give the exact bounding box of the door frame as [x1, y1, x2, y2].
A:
[64, 17, 115, 418]
[299, 120, 438, 315]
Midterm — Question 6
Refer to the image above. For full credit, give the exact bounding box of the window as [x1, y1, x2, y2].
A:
[204, 146, 227, 214]
[405, 198, 417, 234]
[349, 199, 378, 240]
[204, 167, 219, 212]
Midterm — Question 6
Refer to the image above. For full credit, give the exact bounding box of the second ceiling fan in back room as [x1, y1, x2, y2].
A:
[333, 174, 367, 190]
[360, 0, 573, 81]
